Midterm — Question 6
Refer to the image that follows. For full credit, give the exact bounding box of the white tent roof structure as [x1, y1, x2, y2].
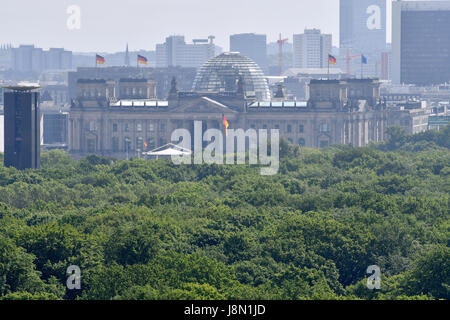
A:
[142, 143, 191, 157]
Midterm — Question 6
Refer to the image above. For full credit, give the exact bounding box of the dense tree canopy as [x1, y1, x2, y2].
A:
[0, 126, 449, 300]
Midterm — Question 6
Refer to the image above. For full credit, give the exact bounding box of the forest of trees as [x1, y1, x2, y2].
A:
[0, 126, 448, 300]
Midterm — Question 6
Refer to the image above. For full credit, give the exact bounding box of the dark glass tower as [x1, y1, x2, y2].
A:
[3, 87, 40, 170]
[392, 1, 450, 85]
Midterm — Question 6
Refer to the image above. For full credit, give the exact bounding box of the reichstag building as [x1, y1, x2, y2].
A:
[69, 52, 388, 159]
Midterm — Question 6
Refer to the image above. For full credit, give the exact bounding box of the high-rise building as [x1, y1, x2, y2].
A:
[392, 1, 450, 85]
[340, 0, 386, 77]
[155, 36, 216, 69]
[3, 85, 41, 170]
[340, 0, 386, 54]
[230, 33, 268, 72]
[293, 29, 332, 69]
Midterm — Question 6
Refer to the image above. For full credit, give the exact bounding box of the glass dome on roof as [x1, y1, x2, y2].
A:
[193, 52, 271, 101]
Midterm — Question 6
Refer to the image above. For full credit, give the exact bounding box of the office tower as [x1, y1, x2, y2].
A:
[155, 36, 216, 68]
[293, 29, 332, 69]
[340, 0, 386, 77]
[230, 33, 267, 72]
[340, 0, 386, 54]
[3, 85, 40, 170]
[392, 1, 450, 85]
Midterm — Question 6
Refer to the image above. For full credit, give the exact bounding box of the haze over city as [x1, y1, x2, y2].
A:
[0, 0, 395, 52]
[0, 0, 449, 311]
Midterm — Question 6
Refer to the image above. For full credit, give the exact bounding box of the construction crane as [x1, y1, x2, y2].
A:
[277, 34, 288, 76]
[345, 48, 361, 78]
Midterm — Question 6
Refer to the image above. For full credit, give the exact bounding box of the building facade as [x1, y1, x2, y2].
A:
[0, 44, 13, 70]
[230, 33, 268, 73]
[340, 0, 386, 54]
[3, 88, 40, 169]
[293, 29, 332, 69]
[68, 78, 388, 159]
[12, 45, 72, 73]
[392, 1, 450, 85]
[340, 0, 387, 77]
[68, 66, 197, 100]
[156, 36, 216, 69]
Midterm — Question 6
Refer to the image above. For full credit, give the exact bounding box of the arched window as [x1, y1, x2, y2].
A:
[298, 138, 306, 146]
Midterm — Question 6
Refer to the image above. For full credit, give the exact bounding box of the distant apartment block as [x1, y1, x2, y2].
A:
[293, 29, 332, 69]
[12, 45, 72, 73]
[0, 44, 13, 70]
[155, 36, 216, 69]
[392, 1, 450, 85]
[230, 33, 268, 72]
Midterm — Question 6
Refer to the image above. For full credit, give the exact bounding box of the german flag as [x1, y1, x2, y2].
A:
[96, 54, 105, 65]
[144, 141, 148, 151]
[222, 114, 229, 136]
[328, 54, 337, 65]
[138, 55, 148, 65]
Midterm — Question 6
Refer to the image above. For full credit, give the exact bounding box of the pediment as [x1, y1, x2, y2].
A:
[171, 97, 237, 114]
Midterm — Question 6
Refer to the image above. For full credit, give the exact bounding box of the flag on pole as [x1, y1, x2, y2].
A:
[222, 114, 229, 137]
[361, 55, 368, 64]
[144, 140, 148, 151]
[328, 54, 337, 65]
[138, 55, 148, 65]
[96, 54, 105, 65]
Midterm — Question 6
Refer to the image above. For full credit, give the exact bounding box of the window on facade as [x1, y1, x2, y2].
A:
[148, 123, 155, 132]
[298, 138, 306, 146]
[89, 121, 96, 132]
[160, 123, 166, 132]
[319, 123, 330, 133]
[263, 124, 267, 129]
[287, 124, 292, 133]
[250, 124, 256, 129]
[124, 137, 131, 152]
[299, 124, 304, 133]
[87, 139, 96, 153]
[113, 123, 118, 133]
[112, 137, 119, 152]
[275, 124, 280, 130]
[124, 123, 130, 132]
[320, 140, 329, 148]
[136, 137, 143, 151]
[149, 137, 156, 150]
[136, 123, 142, 132]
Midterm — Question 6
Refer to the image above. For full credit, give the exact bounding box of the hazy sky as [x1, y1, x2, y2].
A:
[0, 0, 393, 53]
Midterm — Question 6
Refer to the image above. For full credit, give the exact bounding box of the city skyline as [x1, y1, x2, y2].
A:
[0, 0, 394, 53]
